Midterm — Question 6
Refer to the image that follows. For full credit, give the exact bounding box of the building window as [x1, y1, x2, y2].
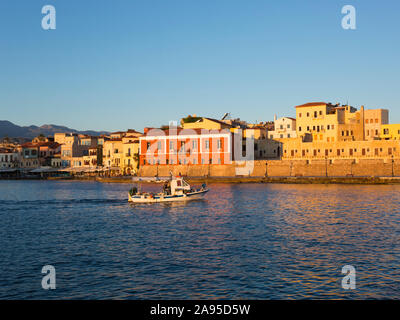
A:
[217, 139, 222, 149]
[157, 141, 162, 150]
[366, 119, 369, 124]
[192, 140, 197, 150]
[299, 113, 302, 117]
[299, 127, 301, 132]
[205, 140, 209, 150]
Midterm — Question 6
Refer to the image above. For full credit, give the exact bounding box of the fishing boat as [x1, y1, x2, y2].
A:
[128, 175, 209, 203]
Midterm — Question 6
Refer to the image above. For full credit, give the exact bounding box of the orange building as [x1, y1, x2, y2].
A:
[140, 127, 236, 166]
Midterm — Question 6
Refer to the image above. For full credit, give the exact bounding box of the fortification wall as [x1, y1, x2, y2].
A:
[139, 159, 400, 177]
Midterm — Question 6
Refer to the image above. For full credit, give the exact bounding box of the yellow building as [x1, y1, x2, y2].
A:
[364, 109, 388, 140]
[381, 124, 400, 140]
[281, 136, 399, 160]
[295, 102, 365, 143]
[103, 139, 123, 175]
[181, 115, 232, 130]
[121, 136, 140, 175]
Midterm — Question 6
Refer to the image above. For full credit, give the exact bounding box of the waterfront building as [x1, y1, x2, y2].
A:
[103, 138, 124, 175]
[231, 126, 280, 159]
[294, 102, 389, 143]
[0, 148, 19, 169]
[18, 143, 40, 169]
[281, 137, 399, 160]
[295, 102, 365, 143]
[268, 116, 297, 139]
[121, 136, 141, 175]
[140, 127, 239, 166]
[38, 142, 61, 166]
[51, 153, 62, 168]
[275, 102, 397, 160]
[380, 124, 400, 140]
[364, 109, 389, 140]
[181, 115, 233, 131]
[59, 134, 98, 167]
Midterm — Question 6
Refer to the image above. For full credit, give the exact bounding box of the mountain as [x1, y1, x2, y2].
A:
[0, 120, 109, 139]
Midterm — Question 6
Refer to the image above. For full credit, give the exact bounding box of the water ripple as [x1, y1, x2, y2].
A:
[0, 181, 399, 299]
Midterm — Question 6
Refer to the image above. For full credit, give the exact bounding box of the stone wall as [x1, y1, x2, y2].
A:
[139, 159, 400, 177]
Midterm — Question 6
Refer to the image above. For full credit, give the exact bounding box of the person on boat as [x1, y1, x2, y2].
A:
[163, 181, 171, 195]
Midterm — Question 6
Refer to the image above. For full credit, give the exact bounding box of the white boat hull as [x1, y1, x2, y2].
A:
[129, 189, 209, 203]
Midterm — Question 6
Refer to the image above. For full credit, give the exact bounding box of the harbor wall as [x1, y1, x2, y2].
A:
[139, 159, 400, 177]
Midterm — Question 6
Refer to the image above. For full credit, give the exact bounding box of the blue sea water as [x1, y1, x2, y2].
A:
[0, 180, 399, 299]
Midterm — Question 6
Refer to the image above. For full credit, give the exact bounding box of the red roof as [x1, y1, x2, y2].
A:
[295, 102, 327, 108]
[144, 128, 231, 137]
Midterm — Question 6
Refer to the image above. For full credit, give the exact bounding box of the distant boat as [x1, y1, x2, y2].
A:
[128, 175, 209, 203]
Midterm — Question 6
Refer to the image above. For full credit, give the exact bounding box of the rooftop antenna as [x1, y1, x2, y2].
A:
[221, 112, 231, 120]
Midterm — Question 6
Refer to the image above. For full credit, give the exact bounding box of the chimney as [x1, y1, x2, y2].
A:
[274, 114, 277, 122]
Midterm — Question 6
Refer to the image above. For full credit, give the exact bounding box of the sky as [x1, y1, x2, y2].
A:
[1, 0, 400, 132]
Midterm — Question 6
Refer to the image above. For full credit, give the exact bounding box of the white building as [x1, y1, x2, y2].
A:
[268, 116, 297, 139]
[0, 149, 19, 168]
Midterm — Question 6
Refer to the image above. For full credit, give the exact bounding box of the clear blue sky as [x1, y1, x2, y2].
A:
[1, 0, 399, 132]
